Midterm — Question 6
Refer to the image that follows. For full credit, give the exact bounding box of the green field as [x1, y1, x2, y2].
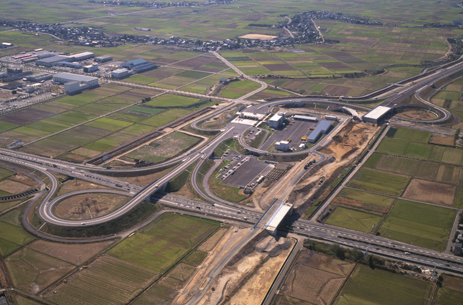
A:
[109, 213, 219, 273]
[336, 189, 395, 213]
[373, 154, 438, 181]
[348, 169, 410, 196]
[0, 211, 34, 256]
[145, 95, 203, 108]
[392, 128, 431, 143]
[376, 138, 409, 155]
[378, 200, 456, 251]
[335, 265, 432, 305]
[436, 275, 463, 305]
[326, 207, 382, 232]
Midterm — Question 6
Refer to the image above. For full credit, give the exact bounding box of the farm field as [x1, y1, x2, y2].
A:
[45, 255, 156, 305]
[325, 207, 382, 232]
[333, 189, 395, 214]
[6, 247, 74, 294]
[0, 210, 35, 256]
[277, 250, 355, 305]
[402, 179, 456, 206]
[435, 274, 463, 305]
[334, 264, 432, 305]
[347, 168, 410, 196]
[109, 213, 219, 273]
[378, 199, 456, 251]
[124, 131, 201, 164]
[1, 88, 216, 162]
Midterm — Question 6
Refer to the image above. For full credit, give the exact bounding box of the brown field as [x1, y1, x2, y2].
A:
[395, 109, 436, 120]
[0, 108, 54, 125]
[9, 173, 38, 187]
[403, 179, 456, 205]
[320, 62, 352, 70]
[198, 227, 229, 252]
[57, 179, 108, 196]
[436, 165, 461, 185]
[6, 247, 74, 294]
[45, 256, 156, 305]
[239, 34, 277, 40]
[429, 133, 455, 146]
[29, 240, 114, 265]
[54, 193, 129, 220]
[174, 56, 215, 68]
[0, 179, 31, 193]
[278, 250, 354, 305]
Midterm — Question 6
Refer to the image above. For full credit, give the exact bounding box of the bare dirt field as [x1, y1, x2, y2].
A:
[429, 133, 455, 146]
[395, 109, 436, 121]
[57, 179, 108, 196]
[29, 240, 114, 265]
[54, 193, 129, 220]
[198, 227, 229, 252]
[9, 173, 38, 187]
[0, 179, 30, 193]
[238, 34, 277, 40]
[277, 250, 354, 305]
[403, 179, 456, 205]
[196, 232, 294, 305]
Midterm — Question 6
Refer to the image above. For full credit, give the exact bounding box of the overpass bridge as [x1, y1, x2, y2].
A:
[265, 201, 295, 236]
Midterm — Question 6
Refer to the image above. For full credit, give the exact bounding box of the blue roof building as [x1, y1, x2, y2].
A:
[307, 121, 332, 143]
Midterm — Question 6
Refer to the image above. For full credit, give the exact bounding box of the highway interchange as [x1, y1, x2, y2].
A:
[2, 51, 463, 300]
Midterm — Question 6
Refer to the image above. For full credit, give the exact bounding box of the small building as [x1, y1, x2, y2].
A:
[53, 73, 99, 94]
[36, 55, 70, 67]
[453, 242, 462, 256]
[268, 113, 285, 128]
[7, 68, 22, 75]
[0, 71, 7, 78]
[121, 58, 147, 70]
[362, 106, 392, 124]
[94, 55, 112, 63]
[83, 64, 99, 73]
[275, 140, 289, 151]
[134, 27, 151, 31]
[37, 53, 55, 59]
[69, 52, 94, 61]
[294, 115, 317, 122]
[111, 68, 130, 79]
[219, 78, 228, 84]
[0, 42, 13, 49]
[307, 120, 332, 143]
[325, 115, 337, 121]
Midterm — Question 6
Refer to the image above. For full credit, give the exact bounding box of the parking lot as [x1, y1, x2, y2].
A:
[218, 153, 273, 188]
[260, 115, 321, 150]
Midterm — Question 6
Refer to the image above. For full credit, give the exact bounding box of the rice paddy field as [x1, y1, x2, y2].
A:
[334, 264, 433, 305]
[329, 126, 460, 250]
[430, 77, 463, 130]
[0, 84, 215, 162]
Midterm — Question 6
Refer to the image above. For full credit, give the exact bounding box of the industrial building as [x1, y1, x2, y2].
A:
[307, 120, 332, 143]
[362, 106, 392, 124]
[83, 64, 98, 73]
[35, 55, 70, 67]
[275, 140, 290, 151]
[69, 52, 94, 61]
[325, 115, 337, 121]
[293, 115, 317, 122]
[268, 113, 285, 128]
[111, 68, 130, 79]
[94, 55, 112, 63]
[58, 62, 82, 69]
[52, 73, 98, 94]
[132, 62, 157, 73]
[26, 73, 52, 82]
[237, 111, 266, 121]
[121, 58, 147, 70]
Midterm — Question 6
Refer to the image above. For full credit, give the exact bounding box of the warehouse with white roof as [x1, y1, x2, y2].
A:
[362, 106, 392, 124]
